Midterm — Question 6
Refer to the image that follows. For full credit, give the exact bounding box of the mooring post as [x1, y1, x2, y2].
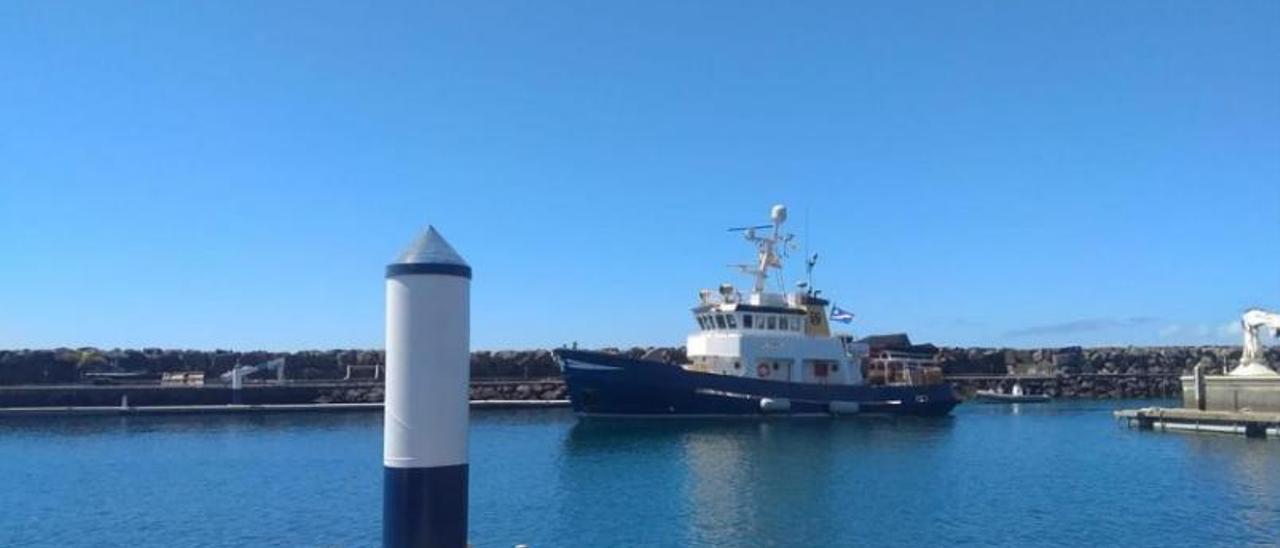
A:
[383, 226, 471, 548]
[231, 359, 243, 405]
[1194, 364, 1206, 411]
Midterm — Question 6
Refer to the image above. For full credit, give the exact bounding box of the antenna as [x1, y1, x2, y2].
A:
[806, 253, 819, 296]
[804, 205, 809, 292]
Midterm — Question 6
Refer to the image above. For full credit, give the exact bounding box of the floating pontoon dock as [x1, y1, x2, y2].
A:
[1115, 407, 1280, 439]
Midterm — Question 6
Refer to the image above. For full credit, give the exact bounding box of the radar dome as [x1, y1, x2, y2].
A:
[770, 204, 788, 223]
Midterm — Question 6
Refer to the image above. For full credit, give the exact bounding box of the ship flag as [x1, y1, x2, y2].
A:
[830, 305, 855, 323]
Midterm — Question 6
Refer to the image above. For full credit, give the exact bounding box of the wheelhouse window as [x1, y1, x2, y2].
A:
[714, 315, 727, 329]
[766, 315, 777, 330]
[726, 315, 738, 329]
[743, 314, 753, 329]
[779, 317, 789, 331]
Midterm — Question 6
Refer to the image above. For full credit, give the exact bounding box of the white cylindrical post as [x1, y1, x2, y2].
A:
[231, 362, 243, 405]
[383, 226, 471, 548]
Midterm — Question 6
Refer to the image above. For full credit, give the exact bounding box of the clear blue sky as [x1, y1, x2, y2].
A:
[2, 1, 1277, 351]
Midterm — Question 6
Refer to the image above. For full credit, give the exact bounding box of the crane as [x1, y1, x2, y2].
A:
[1230, 308, 1280, 377]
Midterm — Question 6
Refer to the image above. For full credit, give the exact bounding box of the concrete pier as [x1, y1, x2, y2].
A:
[1179, 374, 1280, 413]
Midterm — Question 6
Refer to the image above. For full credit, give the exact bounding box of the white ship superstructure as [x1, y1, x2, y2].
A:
[684, 205, 868, 385]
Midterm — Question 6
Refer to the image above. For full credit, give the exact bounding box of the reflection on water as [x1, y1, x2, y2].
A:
[559, 417, 961, 547]
[683, 421, 842, 546]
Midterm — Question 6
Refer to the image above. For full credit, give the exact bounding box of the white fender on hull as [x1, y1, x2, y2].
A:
[759, 398, 791, 413]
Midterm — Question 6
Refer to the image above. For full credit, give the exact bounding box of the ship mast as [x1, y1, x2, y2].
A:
[730, 205, 794, 295]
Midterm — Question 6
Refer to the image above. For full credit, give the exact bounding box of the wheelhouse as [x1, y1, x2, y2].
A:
[693, 308, 806, 334]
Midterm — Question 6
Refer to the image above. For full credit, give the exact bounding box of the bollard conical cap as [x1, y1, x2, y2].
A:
[387, 226, 471, 278]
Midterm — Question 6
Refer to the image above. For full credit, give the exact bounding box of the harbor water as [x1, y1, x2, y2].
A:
[2, 401, 1277, 547]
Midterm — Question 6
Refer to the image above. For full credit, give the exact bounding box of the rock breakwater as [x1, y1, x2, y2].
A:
[2, 346, 1275, 402]
[935, 345, 1272, 377]
[0, 347, 679, 385]
[948, 374, 1184, 399]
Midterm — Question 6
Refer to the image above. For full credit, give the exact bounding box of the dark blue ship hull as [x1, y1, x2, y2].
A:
[555, 349, 960, 417]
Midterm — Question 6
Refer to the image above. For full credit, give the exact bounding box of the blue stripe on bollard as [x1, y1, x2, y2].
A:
[385, 263, 472, 279]
[383, 464, 469, 548]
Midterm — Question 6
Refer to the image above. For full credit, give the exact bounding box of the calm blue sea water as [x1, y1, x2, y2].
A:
[1, 401, 1277, 547]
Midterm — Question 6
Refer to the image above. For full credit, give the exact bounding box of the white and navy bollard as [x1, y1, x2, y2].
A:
[383, 226, 471, 548]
